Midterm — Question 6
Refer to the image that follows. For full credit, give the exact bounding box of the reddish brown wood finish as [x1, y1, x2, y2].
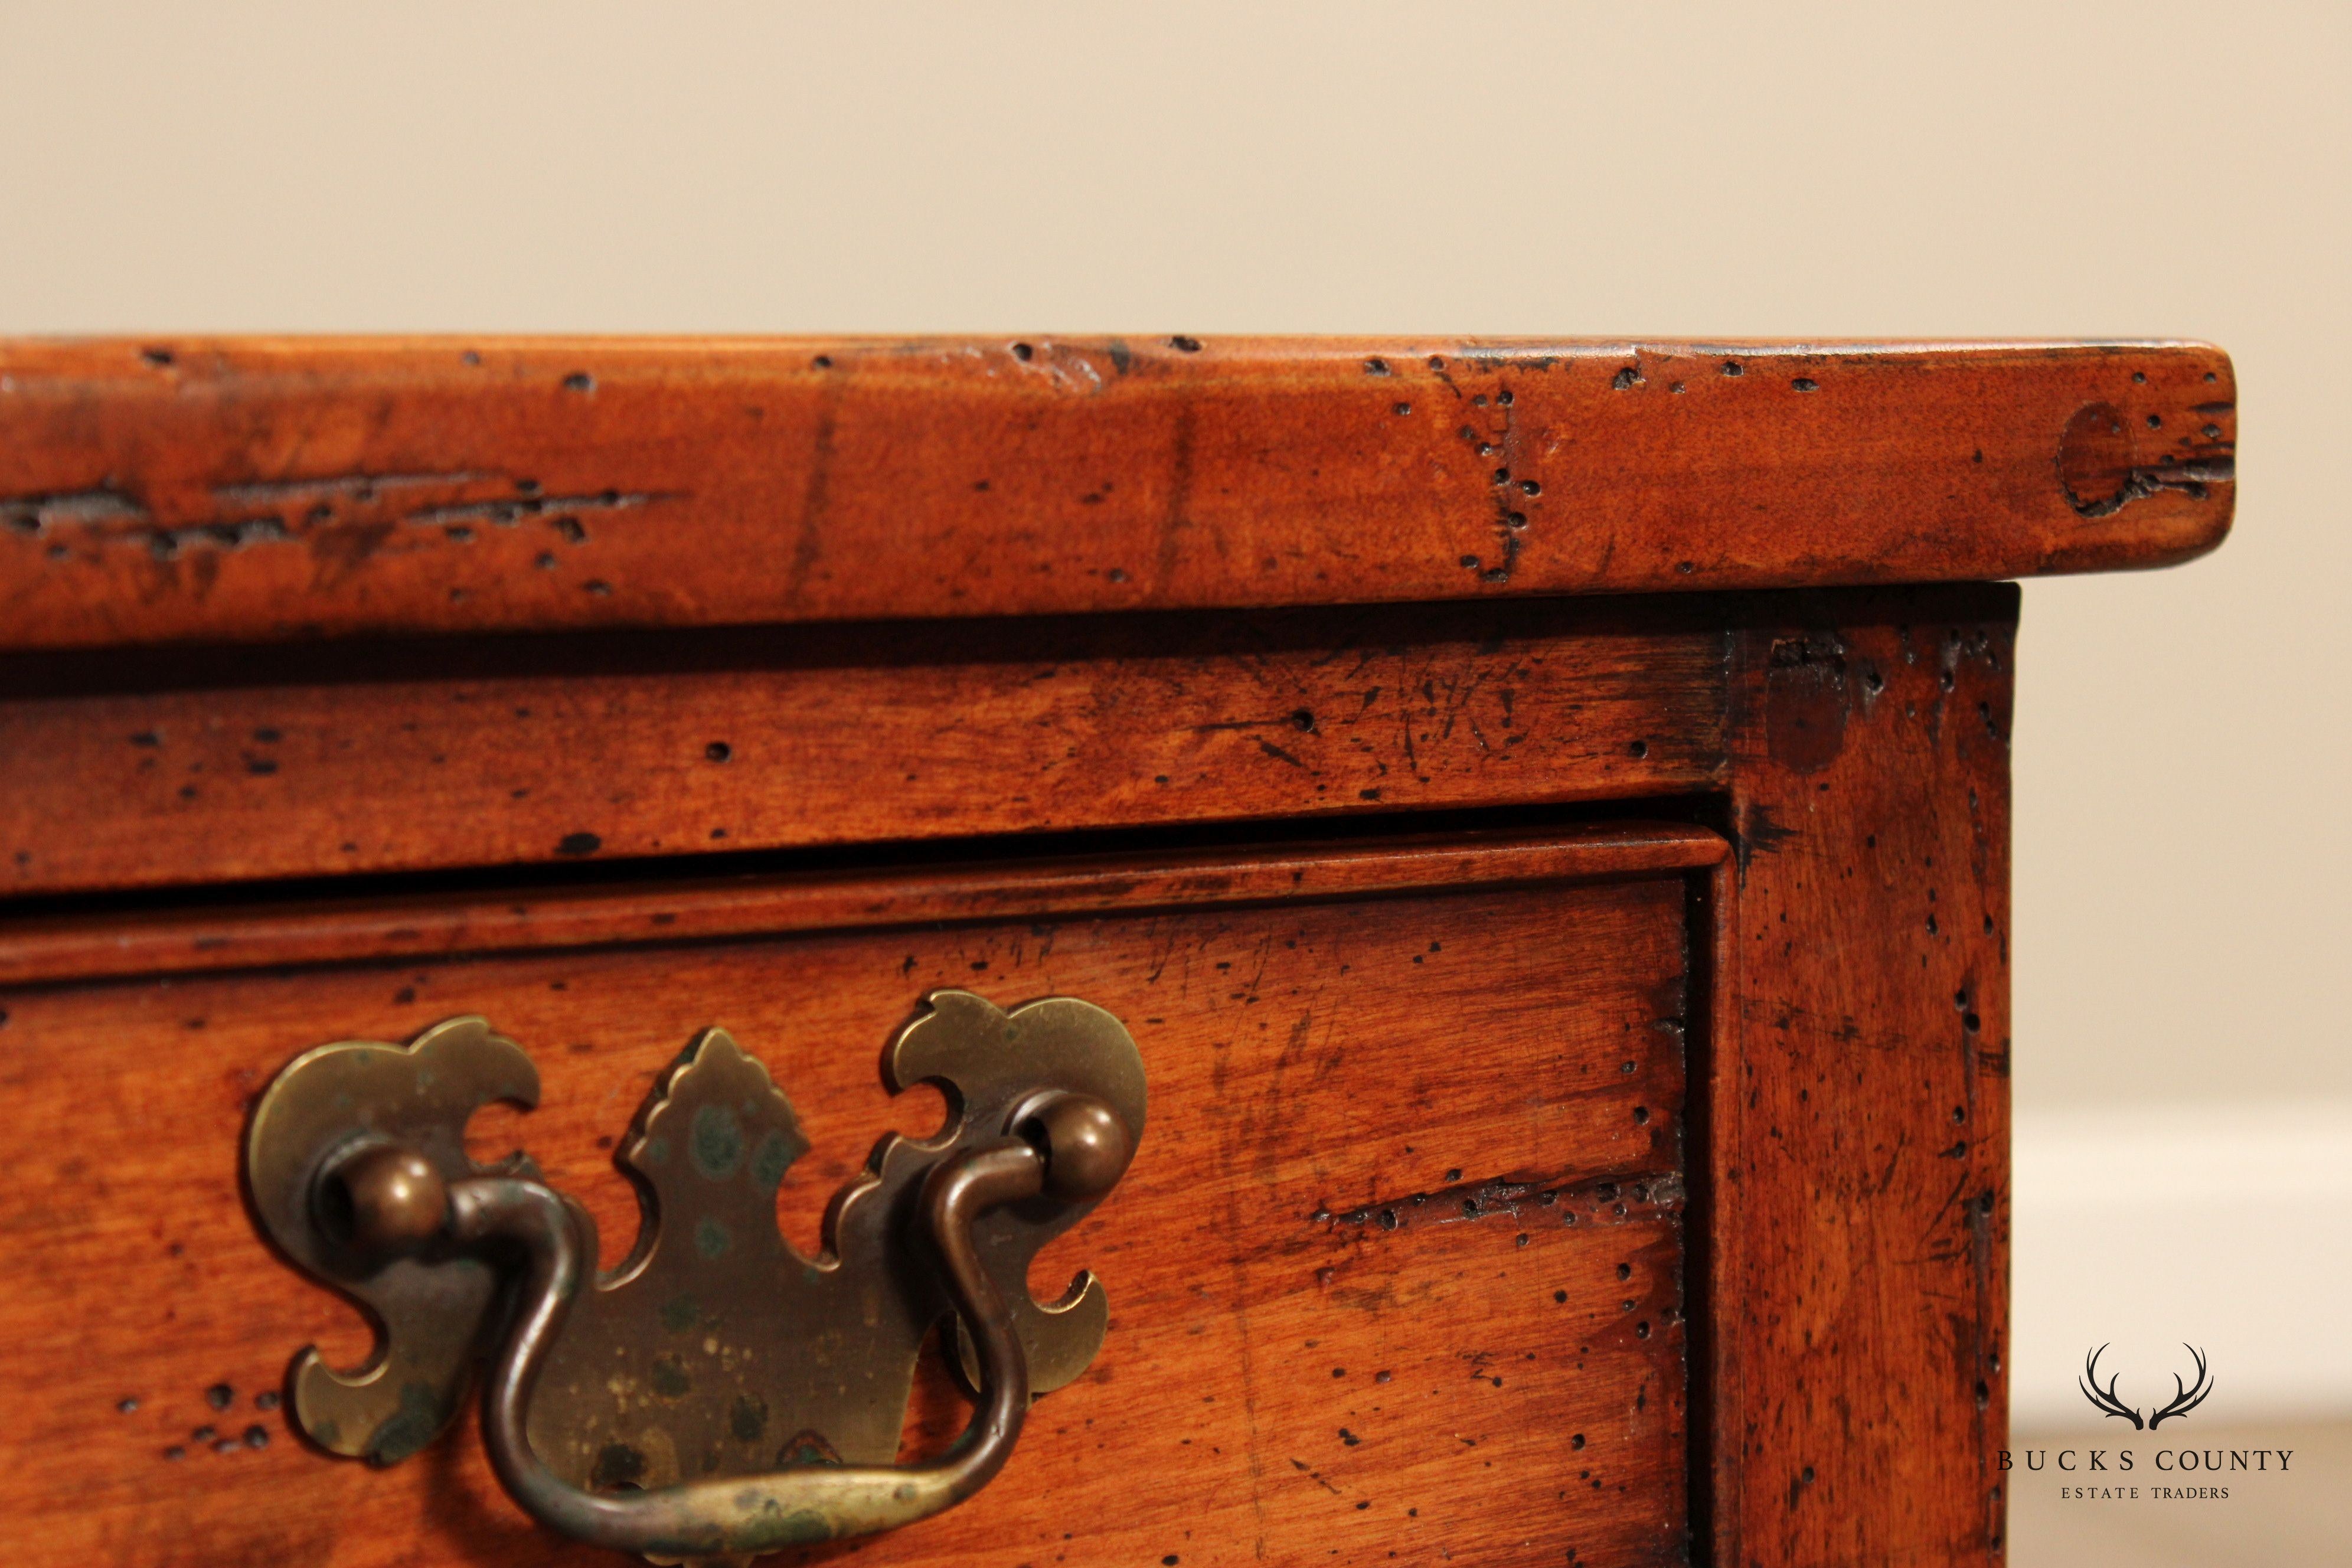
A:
[0, 327, 2186, 1566]
[0, 337, 2229, 650]
[0, 821, 1725, 986]
[1704, 584, 2015, 1567]
[0, 841, 1704, 1567]
[0, 603, 1727, 897]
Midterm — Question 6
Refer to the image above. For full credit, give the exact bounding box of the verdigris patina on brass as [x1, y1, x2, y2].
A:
[246, 990, 1145, 1560]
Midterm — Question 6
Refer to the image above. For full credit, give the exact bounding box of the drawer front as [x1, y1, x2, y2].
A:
[3, 831, 1714, 1566]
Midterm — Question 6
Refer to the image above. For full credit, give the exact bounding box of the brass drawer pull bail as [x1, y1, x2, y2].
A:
[246, 991, 1146, 1561]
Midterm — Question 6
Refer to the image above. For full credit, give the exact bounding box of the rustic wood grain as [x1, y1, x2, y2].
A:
[0, 821, 1726, 986]
[0, 601, 1729, 898]
[1704, 584, 2016, 1567]
[0, 337, 2231, 651]
[0, 312, 2230, 1567]
[0, 847, 1703, 1567]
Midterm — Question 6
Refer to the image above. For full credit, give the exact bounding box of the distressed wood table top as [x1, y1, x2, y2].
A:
[0, 337, 2231, 649]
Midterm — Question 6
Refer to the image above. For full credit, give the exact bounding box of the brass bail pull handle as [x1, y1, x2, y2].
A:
[244, 994, 1148, 1562]
[322, 1092, 1131, 1559]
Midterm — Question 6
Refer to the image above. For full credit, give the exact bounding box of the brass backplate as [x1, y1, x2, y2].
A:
[246, 990, 1146, 1485]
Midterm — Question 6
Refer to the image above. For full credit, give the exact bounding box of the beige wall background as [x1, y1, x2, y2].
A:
[6, 0, 2348, 1436]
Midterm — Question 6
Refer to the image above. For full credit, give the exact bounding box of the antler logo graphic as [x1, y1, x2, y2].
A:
[2147, 1344, 2214, 1429]
[2077, 1343, 2214, 1429]
[2079, 1344, 2144, 1429]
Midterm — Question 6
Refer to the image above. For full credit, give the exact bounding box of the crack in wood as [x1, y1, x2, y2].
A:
[1315, 1165, 1683, 1236]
